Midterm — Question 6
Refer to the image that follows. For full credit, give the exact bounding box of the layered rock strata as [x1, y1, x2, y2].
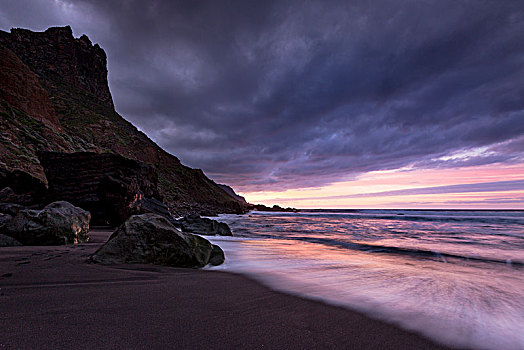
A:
[39, 151, 170, 225]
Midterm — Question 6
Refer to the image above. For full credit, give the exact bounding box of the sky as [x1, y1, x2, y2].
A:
[1, 0, 523, 208]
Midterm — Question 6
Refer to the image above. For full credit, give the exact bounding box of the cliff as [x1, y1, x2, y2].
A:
[0, 26, 246, 215]
[39, 151, 171, 225]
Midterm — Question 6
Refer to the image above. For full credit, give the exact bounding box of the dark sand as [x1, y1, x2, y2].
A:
[0, 229, 449, 349]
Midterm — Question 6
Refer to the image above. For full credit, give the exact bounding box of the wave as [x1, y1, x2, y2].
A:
[351, 241, 524, 267]
[251, 233, 524, 268]
[347, 213, 524, 225]
[253, 210, 524, 225]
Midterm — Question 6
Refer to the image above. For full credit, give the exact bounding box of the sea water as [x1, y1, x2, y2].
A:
[205, 210, 524, 349]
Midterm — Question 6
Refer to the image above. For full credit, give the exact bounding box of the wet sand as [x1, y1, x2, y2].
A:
[0, 229, 449, 349]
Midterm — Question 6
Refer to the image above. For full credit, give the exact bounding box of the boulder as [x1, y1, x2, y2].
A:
[6, 201, 90, 245]
[90, 214, 225, 268]
[0, 234, 22, 247]
[178, 215, 232, 236]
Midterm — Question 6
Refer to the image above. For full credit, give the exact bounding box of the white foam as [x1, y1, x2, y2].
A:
[207, 236, 524, 350]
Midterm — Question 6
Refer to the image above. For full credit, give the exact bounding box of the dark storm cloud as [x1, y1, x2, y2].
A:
[1, 0, 523, 192]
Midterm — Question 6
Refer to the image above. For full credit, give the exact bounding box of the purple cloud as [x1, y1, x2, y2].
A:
[1, 0, 523, 191]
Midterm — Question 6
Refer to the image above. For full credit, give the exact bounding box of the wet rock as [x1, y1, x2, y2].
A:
[6, 201, 90, 245]
[178, 215, 232, 236]
[90, 213, 224, 268]
[209, 245, 226, 266]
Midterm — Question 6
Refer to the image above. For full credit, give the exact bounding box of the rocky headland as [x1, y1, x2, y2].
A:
[0, 26, 247, 217]
[248, 203, 299, 212]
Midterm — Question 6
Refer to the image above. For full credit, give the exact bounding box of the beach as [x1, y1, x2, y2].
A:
[207, 210, 524, 349]
[0, 228, 447, 349]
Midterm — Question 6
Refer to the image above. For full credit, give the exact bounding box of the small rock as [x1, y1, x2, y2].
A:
[178, 215, 232, 236]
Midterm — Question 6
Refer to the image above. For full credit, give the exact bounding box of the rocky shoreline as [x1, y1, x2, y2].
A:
[0, 195, 232, 268]
[0, 227, 448, 349]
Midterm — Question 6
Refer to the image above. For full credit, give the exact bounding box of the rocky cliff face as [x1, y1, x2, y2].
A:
[0, 45, 60, 129]
[0, 26, 246, 215]
[39, 151, 170, 225]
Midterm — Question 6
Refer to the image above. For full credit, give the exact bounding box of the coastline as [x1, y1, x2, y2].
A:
[0, 229, 448, 349]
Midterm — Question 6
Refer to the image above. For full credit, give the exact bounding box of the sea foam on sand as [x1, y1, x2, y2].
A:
[206, 211, 524, 350]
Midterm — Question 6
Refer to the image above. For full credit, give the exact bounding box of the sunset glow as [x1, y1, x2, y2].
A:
[242, 162, 524, 209]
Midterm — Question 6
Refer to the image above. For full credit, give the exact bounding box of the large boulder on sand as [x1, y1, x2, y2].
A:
[178, 215, 232, 236]
[6, 201, 90, 245]
[90, 214, 225, 268]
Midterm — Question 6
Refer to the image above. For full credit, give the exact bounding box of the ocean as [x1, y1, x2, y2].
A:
[206, 209, 524, 349]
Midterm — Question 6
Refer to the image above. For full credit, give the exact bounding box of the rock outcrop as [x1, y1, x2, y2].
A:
[90, 214, 225, 268]
[248, 204, 299, 212]
[5, 201, 90, 245]
[39, 151, 169, 225]
[178, 215, 233, 236]
[0, 26, 247, 216]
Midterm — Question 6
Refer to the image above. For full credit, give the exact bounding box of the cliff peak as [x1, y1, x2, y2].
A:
[0, 26, 113, 109]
